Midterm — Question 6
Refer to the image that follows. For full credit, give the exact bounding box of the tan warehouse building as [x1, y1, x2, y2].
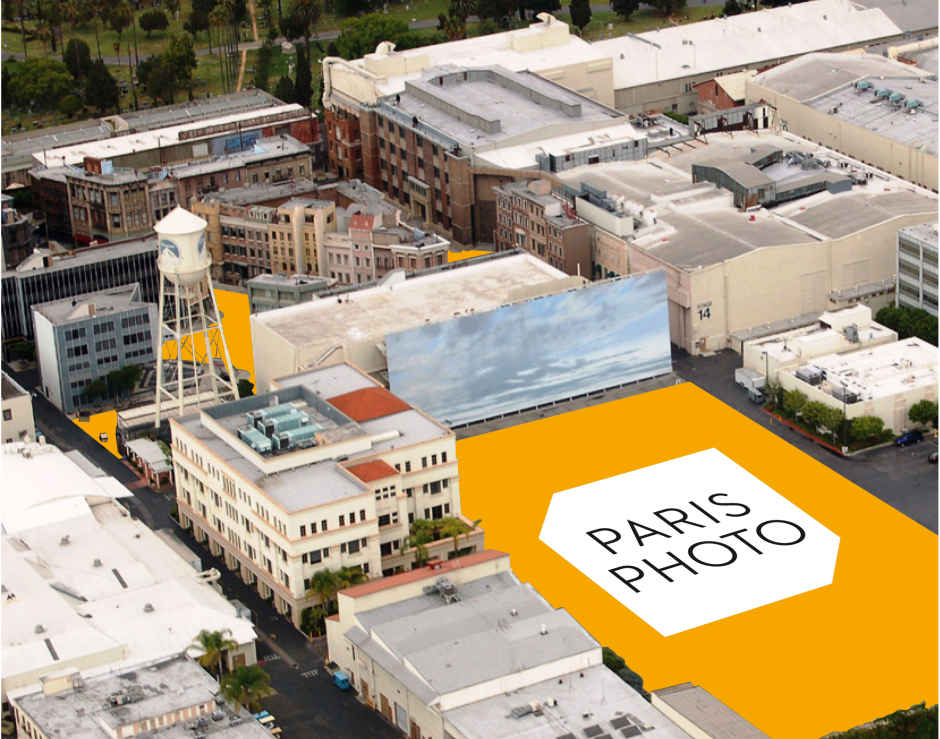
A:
[559, 132, 937, 355]
[746, 52, 938, 191]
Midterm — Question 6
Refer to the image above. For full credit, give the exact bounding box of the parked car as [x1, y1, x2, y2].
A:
[325, 661, 351, 690]
[929, 451, 937, 464]
[895, 430, 924, 447]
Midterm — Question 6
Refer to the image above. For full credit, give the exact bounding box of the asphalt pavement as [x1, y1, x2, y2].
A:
[671, 348, 939, 534]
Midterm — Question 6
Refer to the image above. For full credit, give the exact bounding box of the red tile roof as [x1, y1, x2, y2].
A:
[327, 386, 411, 422]
[345, 459, 399, 483]
[349, 214, 375, 231]
[339, 550, 508, 598]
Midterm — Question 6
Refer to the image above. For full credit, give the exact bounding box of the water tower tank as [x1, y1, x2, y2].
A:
[154, 206, 211, 286]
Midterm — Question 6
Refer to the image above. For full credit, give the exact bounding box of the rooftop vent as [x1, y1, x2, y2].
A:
[60, 535, 70, 546]
[35, 624, 45, 634]
[143, 603, 155, 613]
[93, 558, 102, 567]
[539, 623, 549, 635]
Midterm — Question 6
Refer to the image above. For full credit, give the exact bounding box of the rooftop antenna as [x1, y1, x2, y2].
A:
[154, 207, 238, 428]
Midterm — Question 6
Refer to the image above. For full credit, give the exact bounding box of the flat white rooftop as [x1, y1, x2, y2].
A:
[33, 104, 305, 167]
[791, 337, 938, 402]
[444, 665, 691, 739]
[475, 120, 644, 170]
[251, 252, 568, 372]
[13, 655, 271, 738]
[336, 15, 608, 101]
[1, 443, 255, 697]
[593, 0, 902, 89]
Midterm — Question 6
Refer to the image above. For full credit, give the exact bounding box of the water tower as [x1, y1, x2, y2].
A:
[154, 206, 238, 427]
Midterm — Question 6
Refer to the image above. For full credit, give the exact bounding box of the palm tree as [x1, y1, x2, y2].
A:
[220, 664, 274, 712]
[190, 629, 238, 680]
[308, 568, 339, 611]
[337, 566, 366, 589]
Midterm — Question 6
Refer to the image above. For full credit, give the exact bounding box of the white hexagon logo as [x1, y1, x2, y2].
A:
[539, 448, 840, 636]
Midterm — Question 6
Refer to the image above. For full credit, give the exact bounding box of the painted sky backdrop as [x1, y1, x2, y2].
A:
[386, 271, 672, 426]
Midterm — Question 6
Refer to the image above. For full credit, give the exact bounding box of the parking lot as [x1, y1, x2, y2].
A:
[672, 348, 938, 533]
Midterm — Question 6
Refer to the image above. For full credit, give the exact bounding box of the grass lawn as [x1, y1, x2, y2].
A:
[556, 5, 719, 40]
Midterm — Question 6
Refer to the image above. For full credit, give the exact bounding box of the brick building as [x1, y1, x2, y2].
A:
[493, 179, 591, 276]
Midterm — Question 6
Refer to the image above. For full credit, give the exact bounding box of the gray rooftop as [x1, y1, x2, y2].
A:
[200, 178, 321, 205]
[790, 190, 939, 237]
[167, 135, 310, 179]
[752, 53, 938, 156]
[247, 273, 331, 288]
[13, 656, 271, 739]
[444, 665, 693, 739]
[653, 683, 771, 738]
[2, 90, 284, 175]
[278, 197, 333, 210]
[32, 283, 147, 325]
[559, 131, 938, 270]
[851, 0, 938, 32]
[3, 238, 157, 280]
[384, 65, 623, 152]
[350, 571, 598, 698]
[899, 221, 939, 246]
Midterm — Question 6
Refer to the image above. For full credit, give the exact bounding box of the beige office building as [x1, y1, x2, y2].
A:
[170, 362, 482, 629]
[1, 372, 35, 444]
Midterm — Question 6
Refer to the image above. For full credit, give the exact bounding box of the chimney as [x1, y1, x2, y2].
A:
[88, 303, 96, 317]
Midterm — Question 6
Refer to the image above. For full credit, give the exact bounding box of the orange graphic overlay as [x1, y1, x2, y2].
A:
[456, 382, 937, 738]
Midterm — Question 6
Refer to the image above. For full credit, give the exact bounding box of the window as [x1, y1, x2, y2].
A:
[300, 525, 306, 537]
[378, 514, 390, 527]
[405, 461, 411, 472]
[422, 456, 427, 468]
[339, 515, 345, 526]
[348, 539, 361, 554]
[380, 542, 392, 556]
[431, 454, 437, 465]
[309, 549, 322, 564]
[3, 410, 12, 421]
[442, 451, 447, 463]
[321, 519, 328, 531]
[349, 511, 356, 523]
[360, 509, 366, 520]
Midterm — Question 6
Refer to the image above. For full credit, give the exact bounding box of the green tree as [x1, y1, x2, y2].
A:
[438, 0, 473, 39]
[140, 8, 169, 35]
[722, 0, 742, 14]
[4, 58, 73, 111]
[220, 665, 274, 712]
[63, 37, 92, 79]
[610, 0, 639, 20]
[648, 0, 686, 14]
[58, 94, 84, 117]
[300, 605, 328, 636]
[237, 379, 255, 397]
[274, 74, 296, 102]
[84, 59, 121, 112]
[334, 15, 413, 59]
[81, 377, 108, 401]
[908, 400, 938, 428]
[876, 305, 938, 346]
[602, 646, 625, 672]
[568, 0, 591, 32]
[782, 389, 807, 417]
[293, 42, 312, 107]
[308, 568, 340, 609]
[190, 629, 238, 679]
[476, 0, 517, 27]
[801, 401, 832, 433]
[139, 54, 179, 104]
[850, 415, 885, 442]
[165, 30, 198, 97]
[165, 0, 181, 24]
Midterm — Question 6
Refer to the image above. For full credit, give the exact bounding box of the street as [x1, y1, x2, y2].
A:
[671, 348, 939, 534]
